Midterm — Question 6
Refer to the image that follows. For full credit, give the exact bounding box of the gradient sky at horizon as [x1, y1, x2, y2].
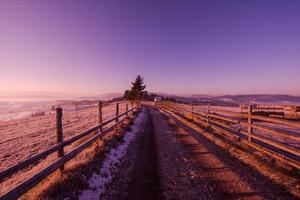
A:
[1, 0, 300, 96]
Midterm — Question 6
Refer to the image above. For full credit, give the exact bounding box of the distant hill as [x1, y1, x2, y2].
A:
[79, 93, 122, 101]
[155, 93, 237, 106]
[2, 91, 299, 106]
[156, 94, 300, 106]
[215, 94, 300, 105]
[189, 94, 213, 98]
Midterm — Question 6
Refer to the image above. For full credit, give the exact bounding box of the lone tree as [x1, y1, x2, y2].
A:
[124, 75, 146, 106]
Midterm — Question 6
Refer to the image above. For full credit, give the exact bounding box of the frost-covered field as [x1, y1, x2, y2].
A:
[0, 102, 127, 171]
[0, 101, 53, 121]
[196, 105, 240, 112]
[172, 104, 300, 148]
[250, 122, 300, 148]
[199, 106, 300, 148]
[172, 103, 241, 113]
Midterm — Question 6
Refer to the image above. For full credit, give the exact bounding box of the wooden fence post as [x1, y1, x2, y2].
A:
[116, 103, 119, 122]
[207, 104, 210, 125]
[248, 104, 253, 142]
[98, 101, 103, 132]
[192, 104, 194, 121]
[126, 103, 129, 116]
[56, 107, 64, 171]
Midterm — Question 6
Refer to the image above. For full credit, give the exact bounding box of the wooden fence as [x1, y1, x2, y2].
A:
[157, 102, 300, 170]
[0, 102, 136, 200]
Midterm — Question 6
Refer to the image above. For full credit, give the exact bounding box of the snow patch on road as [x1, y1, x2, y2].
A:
[78, 108, 146, 200]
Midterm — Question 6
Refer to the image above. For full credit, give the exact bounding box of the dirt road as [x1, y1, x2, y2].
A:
[150, 108, 298, 200]
[81, 107, 299, 200]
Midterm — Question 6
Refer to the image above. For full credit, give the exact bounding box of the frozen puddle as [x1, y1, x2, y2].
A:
[78, 108, 146, 200]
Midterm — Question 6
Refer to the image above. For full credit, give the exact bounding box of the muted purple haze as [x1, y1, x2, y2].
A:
[0, 0, 300, 96]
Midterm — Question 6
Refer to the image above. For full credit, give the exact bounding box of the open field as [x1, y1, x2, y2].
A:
[173, 103, 300, 147]
[0, 101, 130, 196]
[1, 103, 299, 199]
[0, 102, 128, 171]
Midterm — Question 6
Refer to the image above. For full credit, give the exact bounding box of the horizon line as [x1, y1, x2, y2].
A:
[1, 90, 300, 98]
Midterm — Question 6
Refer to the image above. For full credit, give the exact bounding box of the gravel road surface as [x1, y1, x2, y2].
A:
[91, 107, 299, 200]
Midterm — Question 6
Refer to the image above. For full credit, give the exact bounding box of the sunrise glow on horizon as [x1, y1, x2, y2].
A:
[1, 0, 300, 96]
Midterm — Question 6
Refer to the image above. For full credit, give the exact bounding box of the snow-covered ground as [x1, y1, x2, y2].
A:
[78, 108, 146, 200]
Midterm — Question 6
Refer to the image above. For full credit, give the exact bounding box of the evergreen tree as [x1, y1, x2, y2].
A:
[131, 75, 146, 100]
[123, 75, 146, 106]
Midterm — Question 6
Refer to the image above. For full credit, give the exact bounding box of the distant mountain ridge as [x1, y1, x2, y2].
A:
[1, 91, 300, 105]
[79, 93, 122, 101]
[214, 94, 300, 105]
[155, 94, 300, 105]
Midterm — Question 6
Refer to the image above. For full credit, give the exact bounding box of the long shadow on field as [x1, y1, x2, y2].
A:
[159, 108, 299, 200]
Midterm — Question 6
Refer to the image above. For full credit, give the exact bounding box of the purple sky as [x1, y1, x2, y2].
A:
[1, 0, 300, 96]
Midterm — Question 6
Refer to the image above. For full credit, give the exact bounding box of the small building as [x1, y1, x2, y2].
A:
[283, 105, 300, 119]
[154, 96, 162, 102]
[240, 104, 300, 119]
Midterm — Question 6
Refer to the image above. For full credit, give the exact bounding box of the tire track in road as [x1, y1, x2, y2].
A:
[125, 108, 163, 200]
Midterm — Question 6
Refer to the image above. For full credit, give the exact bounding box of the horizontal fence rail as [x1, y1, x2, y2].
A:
[157, 102, 300, 169]
[0, 102, 136, 200]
